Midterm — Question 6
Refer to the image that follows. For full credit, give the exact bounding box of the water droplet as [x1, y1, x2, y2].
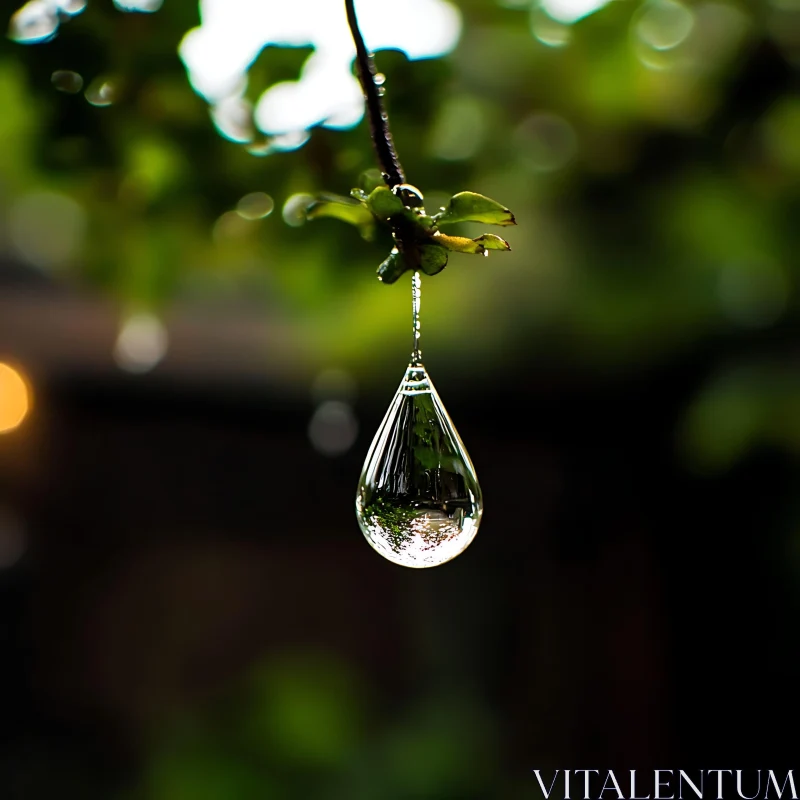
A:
[373, 72, 386, 86]
[355, 273, 482, 568]
[392, 183, 425, 208]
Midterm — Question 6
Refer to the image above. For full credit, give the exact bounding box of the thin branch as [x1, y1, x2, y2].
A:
[344, 0, 406, 188]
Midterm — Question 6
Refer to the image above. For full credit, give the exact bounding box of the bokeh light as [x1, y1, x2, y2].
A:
[51, 69, 83, 93]
[114, 313, 169, 373]
[85, 76, 119, 107]
[113, 0, 162, 12]
[236, 192, 275, 220]
[8, 191, 86, 271]
[308, 400, 359, 456]
[0, 363, 31, 434]
[541, 0, 613, 25]
[635, 0, 695, 52]
[179, 0, 461, 141]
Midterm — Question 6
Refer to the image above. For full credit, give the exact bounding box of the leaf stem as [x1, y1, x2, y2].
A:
[344, 0, 406, 188]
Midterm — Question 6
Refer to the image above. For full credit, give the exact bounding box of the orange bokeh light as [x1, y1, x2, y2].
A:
[0, 363, 31, 434]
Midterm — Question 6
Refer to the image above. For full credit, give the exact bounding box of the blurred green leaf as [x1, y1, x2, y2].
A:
[306, 194, 376, 240]
[241, 655, 362, 769]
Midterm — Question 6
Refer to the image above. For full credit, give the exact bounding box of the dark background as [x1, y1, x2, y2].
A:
[1, 0, 800, 796]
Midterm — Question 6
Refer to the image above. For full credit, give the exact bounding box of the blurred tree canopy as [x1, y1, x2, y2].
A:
[2, 0, 800, 469]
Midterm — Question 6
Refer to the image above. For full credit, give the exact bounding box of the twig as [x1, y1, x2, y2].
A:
[344, 0, 406, 188]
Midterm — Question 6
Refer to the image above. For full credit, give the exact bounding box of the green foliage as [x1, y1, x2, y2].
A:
[303, 187, 515, 283]
[471, 234, 511, 251]
[418, 243, 449, 276]
[305, 194, 376, 240]
[434, 191, 517, 227]
[377, 249, 405, 283]
[366, 185, 405, 220]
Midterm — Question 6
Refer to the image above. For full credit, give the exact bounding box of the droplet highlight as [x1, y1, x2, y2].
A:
[355, 272, 482, 568]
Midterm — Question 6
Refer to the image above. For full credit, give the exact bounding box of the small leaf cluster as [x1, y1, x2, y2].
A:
[305, 184, 516, 284]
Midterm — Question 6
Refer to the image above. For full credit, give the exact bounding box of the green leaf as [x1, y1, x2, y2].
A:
[377, 250, 408, 284]
[435, 191, 516, 227]
[367, 186, 405, 220]
[473, 233, 511, 250]
[433, 233, 483, 254]
[306, 195, 375, 240]
[402, 207, 437, 233]
[419, 244, 448, 276]
[432, 232, 511, 254]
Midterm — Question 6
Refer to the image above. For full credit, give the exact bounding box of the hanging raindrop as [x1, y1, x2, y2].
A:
[355, 272, 483, 568]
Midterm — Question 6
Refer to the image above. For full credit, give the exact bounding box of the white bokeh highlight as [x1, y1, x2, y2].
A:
[114, 313, 169, 373]
[179, 0, 461, 139]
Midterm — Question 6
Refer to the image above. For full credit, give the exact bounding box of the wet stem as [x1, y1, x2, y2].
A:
[344, 0, 406, 187]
